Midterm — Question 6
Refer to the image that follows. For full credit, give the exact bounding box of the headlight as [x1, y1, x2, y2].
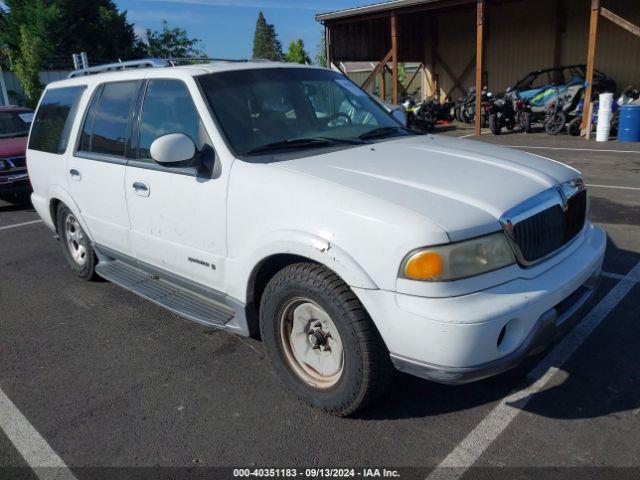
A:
[400, 232, 516, 281]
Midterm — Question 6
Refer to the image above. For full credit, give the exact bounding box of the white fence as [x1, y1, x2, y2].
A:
[0, 70, 71, 106]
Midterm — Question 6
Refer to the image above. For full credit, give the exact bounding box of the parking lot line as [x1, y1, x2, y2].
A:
[507, 145, 640, 154]
[427, 261, 640, 479]
[0, 387, 77, 480]
[585, 184, 640, 191]
[0, 220, 42, 231]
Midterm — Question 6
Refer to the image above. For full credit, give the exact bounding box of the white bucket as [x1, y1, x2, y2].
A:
[596, 93, 613, 141]
[599, 92, 614, 112]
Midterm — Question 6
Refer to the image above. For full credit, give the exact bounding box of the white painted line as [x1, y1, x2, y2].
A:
[507, 145, 640, 154]
[0, 219, 42, 231]
[585, 184, 640, 191]
[458, 133, 476, 138]
[0, 387, 77, 480]
[428, 262, 640, 479]
[602, 271, 627, 281]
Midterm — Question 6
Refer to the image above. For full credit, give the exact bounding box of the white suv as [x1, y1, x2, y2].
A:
[27, 60, 605, 416]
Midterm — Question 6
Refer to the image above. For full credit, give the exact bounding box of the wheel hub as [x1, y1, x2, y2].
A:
[65, 214, 87, 266]
[279, 299, 344, 389]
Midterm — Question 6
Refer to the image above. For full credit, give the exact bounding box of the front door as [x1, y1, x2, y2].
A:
[124, 78, 227, 291]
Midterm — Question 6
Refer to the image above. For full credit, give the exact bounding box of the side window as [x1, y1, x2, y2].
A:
[28, 86, 85, 154]
[78, 81, 139, 158]
[138, 79, 204, 161]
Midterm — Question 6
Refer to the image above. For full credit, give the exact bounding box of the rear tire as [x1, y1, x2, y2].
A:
[56, 203, 97, 281]
[259, 263, 392, 416]
[489, 113, 501, 135]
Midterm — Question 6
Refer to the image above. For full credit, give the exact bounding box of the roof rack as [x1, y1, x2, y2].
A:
[68, 57, 265, 78]
[68, 58, 170, 78]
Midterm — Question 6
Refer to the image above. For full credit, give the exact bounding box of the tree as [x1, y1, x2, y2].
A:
[144, 20, 204, 59]
[284, 39, 310, 64]
[0, 0, 144, 104]
[1, 0, 60, 106]
[1, 0, 144, 68]
[252, 12, 282, 61]
[315, 31, 327, 67]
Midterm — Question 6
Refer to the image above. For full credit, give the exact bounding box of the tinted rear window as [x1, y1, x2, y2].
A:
[29, 86, 85, 154]
[80, 81, 139, 157]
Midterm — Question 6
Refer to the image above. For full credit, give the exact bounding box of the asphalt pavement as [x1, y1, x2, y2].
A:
[1, 130, 639, 480]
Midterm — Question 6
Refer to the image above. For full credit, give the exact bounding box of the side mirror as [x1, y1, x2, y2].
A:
[150, 133, 196, 166]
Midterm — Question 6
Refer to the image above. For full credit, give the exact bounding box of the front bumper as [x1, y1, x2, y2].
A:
[390, 270, 600, 384]
[0, 172, 30, 195]
[354, 222, 606, 385]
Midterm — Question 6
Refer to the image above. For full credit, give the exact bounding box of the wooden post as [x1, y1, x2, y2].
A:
[475, 0, 485, 136]
[326, 25, 333, 68]
[381, 69, 386, 101]
[391, 11, 399, 104]
[581, 0, 600, 132]
[431, 15, 439, 101]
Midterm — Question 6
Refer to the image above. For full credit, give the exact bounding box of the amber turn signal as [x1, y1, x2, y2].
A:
[403, 251, 443, 280]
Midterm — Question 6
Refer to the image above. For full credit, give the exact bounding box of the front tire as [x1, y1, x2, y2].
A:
[489, 113, 501, 135]
[56, 203, 97, 280]
[259, 263, 392, 416]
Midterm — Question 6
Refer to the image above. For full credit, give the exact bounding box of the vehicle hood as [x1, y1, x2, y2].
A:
[272, 135, 580, 241]
[0, 136, 27, 158]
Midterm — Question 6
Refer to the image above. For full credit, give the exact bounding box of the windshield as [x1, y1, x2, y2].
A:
[198, 68, 410, 156]
[0, 111, 32, 139]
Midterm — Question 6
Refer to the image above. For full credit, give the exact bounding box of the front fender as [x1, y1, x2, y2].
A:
[230, 230, 378, 303]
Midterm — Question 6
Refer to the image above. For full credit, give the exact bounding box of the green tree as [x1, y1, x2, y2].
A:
[252, 12, 282, 61]
[0, 0, 144, 68]
[315, 31, 327, 67]
[144, 20, 204, 59]
[0, 0, 144, 104]
[284, 39, 310, 64]
[1, 0, 60, 106]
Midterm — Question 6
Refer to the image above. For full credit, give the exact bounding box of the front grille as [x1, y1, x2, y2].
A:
[1, 156, 26, 171]
[512, 189, 587, 263]
[8, 157, 26, 169]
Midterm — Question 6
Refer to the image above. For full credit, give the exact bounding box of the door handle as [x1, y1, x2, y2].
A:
[69, 168, 81, 181]
[132, 181, 150, 197]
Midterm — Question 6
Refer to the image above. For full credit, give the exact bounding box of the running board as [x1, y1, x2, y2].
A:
[96, 260, 237, 330]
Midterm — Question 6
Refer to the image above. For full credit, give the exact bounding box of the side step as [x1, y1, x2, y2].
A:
[96, 260, 236, 328]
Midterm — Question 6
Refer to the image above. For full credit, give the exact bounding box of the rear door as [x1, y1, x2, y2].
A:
[124, 78, 227, 290]
[68, 80, 142, 255]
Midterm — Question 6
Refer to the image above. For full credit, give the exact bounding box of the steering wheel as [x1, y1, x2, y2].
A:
[325, 112, 352, 127]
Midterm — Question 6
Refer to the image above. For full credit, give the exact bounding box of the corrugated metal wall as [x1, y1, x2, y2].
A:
[560, 0, 640, 91]
[425, 0, 640, 100]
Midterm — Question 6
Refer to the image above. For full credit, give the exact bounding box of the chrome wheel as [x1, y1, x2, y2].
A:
[64, 214, 87, 266]
[279, 298, 344, 389]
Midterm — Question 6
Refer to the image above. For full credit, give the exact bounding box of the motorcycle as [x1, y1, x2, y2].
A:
[455, 86, 493, 127]
[402, 97, 435, 132]
[487, 89, 518, 135]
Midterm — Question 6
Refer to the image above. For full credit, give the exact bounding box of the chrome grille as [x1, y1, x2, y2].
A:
[0, 156, 27, 171]
[501, 180, 587, 266]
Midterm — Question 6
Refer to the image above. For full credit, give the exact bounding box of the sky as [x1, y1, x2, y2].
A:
[115, 0, 368, 60]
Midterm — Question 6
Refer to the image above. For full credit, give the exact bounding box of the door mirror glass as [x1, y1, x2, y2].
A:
[150, 133, 196, 165]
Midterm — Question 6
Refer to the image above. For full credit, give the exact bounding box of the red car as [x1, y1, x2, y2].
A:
[0, 106, 33, 203]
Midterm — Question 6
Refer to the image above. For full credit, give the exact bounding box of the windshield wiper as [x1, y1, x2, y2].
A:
[245, 137, 364, 155]
[358, 126, 407, 140]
